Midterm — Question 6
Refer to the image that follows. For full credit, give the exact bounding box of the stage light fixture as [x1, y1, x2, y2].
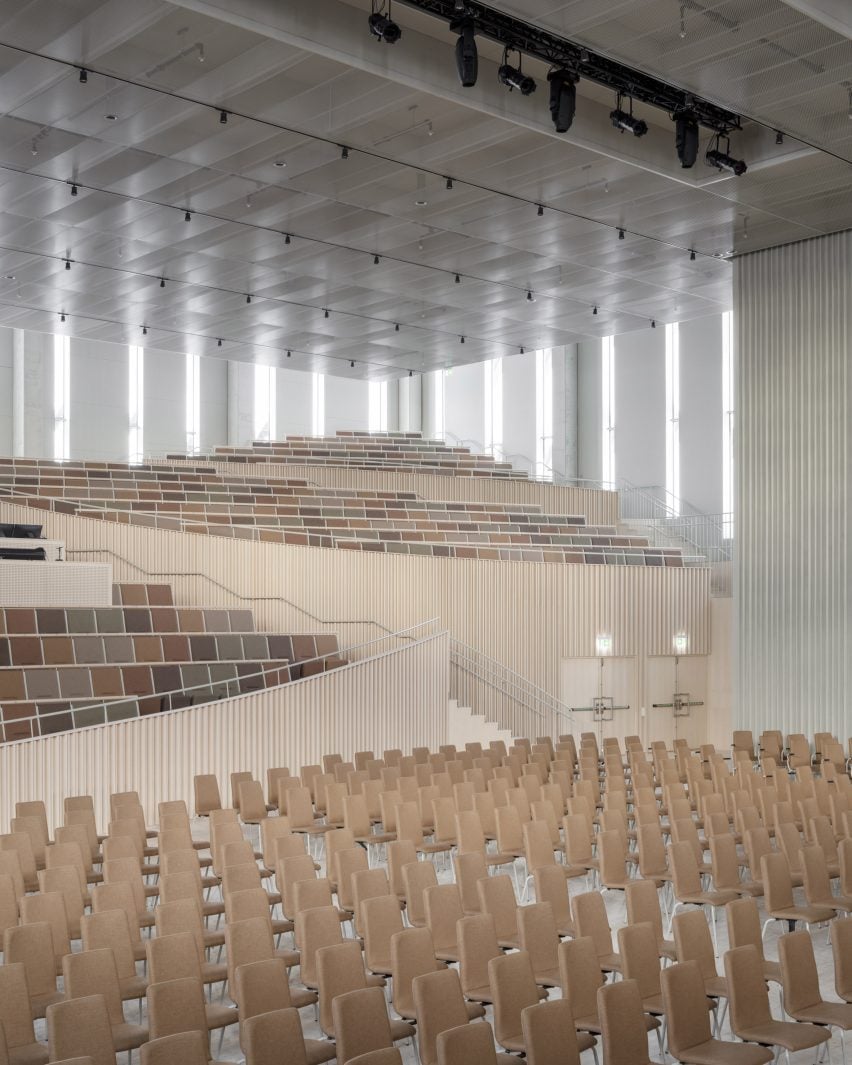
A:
[65, 259, 71, 270]
[498, 48, 536, 95]
[287, 350, 291, 357]
[60, 312, 66, 322]
[408, 369, 413, 377]
[142, 326, 147, 336]
[689, 249, 696, 261]
[706, 135, 747, 176]
[537, 204, 544, 217]
[160, 277, 165, 288]
[618, 229, 625, 240]
[184, 210, 191, 222]
[368, 2, 401, 44]
[340, 145, 349, 160]
[775, 130, 783, 145]
[324, 308, 329, 319]
[446, 177, 453, 190]
[651, 319, 656, 328]
[452, 18, 478, 88]
[79, 68, 88, 84]
[70, 183, 78, 196]
[217, 339, 222, 347]
[454, 274, 461, 283]
[547, 69, 577, 133]
[519, 346, 525, 354]
[285, 233, 291, 245]
[246, 295, 251, 304]
[593, 305, 598, 315]
[460, 335, 465, 344]
[350, 360, 355, 368]
[526, 290, 535, 302]
[395, 323, 400, 332]
[610, 95, 648, 137]
[373, 254, 380, 265]
[219, 110, 228, 124]
[675, 111, 699, 168]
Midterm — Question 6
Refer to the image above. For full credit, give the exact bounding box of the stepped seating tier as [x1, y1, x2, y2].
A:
[0, 453, 701, 568]
[0, 583, 345, 744]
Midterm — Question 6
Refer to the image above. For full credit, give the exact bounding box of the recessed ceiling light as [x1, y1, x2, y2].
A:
[104, 113, 118, 121]
[273, 161, 287, 168]
[4, 274, 15, 280]
[415, 199, 428, 207]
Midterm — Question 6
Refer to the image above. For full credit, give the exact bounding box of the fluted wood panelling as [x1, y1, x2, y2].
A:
[735, 233, 852, 737]
[0, 631, 449, 829]
[167, 458, 618, 525]
[0, 500, 710, 713]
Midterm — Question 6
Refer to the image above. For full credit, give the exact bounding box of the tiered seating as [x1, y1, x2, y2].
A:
[204, 431, 522, 477]
[0, 581, 345, 744]
[0, 457, 701, 567]
[0, 729, 850, 1065]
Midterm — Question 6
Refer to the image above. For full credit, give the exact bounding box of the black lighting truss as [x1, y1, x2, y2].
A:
[398, 0, 742, 132]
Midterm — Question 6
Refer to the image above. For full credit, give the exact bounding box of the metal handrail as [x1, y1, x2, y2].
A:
[3, 619, 442, 740]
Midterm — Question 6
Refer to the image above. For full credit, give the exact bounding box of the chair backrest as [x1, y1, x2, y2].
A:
[146, 931, 204, 984]
[532, 866, 572, 934]
[331, 986, 393, 1065]
[20, 890, 71, 962]
[457, 914, 501, 998]
[801, 844, 832, 905]
[557, 937, 603, 1020]
[761, 851, 794, 912]
[672, 909, 718, 981]
[624, 879, 666, 954]
[423, 884, 463, 955]
[777, 930, 822, 1013]
[412, 967, 472, 1065]
[3, 920, 58, 998]
[90, 881, 143, 944]
[724, 945, 773, 1035]
[488, 950, 540, 1050]
[452, 851, 487, 915]
[597, 979, 652, 1065]
[708, 833, 740, 891]
[401, 860, 438, 927]
[571, 891, 615, 962]
[436, 1019, 498, 1065]
[616, 921, 662, 999]
[518, 902, 559, 975]
[141, 1032, 208, 1065]
[46, 995, 116, 1065]
[725, 897, 766, 961]
[352, 868, 390, 937]
[316, 940, 369, 1038]
[832, 917, 852, 1000]
[334, 848, 369, 913]
[242, 1008, 307, 1065]
[390, 927, 439, 1019]
[62, 948, 124, 1025]
[234, 957, 292, 1027]
[362, 894, 405, 973]
[660, 960, 713, 1058]
[521, 999, 581, 1065]
[477, 874, 518, 943]
[0, 962, 39, 1049]
[146, 976, 210, 1053]
[668, 840, 702, 898]
[278, 853, 319, 918]
[225, 917, 275, 1001]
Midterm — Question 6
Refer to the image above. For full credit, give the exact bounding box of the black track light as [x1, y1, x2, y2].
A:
[142, 325, 147, 336]
[350, 360, 355, 368]
[775, 130, 784, 145]
[395, 323, 400, 332]
[526, 290, 535, 302]
[452, 17, 478, 88]
[498, 56, 536, 96]
[340, 145, 349, 160]
[651, 319, 656, 328]
[454, 274, 461, 284]
[373, 254, 380, 265]
[593, 305, 598, 316]
[324, 308, 329, 319]
[219, 109, 228, 124]
[548, 69, 577, 133]
[618, 228, 625, 240]
[519, 346, 525, 354]
[184, 210, 191, 222]
[368, 3, 401, 44]
[246, 294, 251, 304]
[537, 204, 544, 217]
[79, 68, 88, 84]
[408, 369, 413, 377]
[65, 259, 71, 270]
[460, 335, 465, 344]
[60, 312, 66, 322]
[160, 277, 165, 288]
[217, 338, 222, 347]
[689, 249, 696, 261]
[287, 350, 291, 357]
[706, 138, 747, 176]
[446, 177, 454, 190]
[675, 111, 699, 168]
[284, 233, 291, 245]
[70, 183, 78, 196]
[610, 99, 648, 137]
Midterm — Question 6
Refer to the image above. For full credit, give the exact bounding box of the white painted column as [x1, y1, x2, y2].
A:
[12, 328, 24, 456]
[397, 375, 422, 433]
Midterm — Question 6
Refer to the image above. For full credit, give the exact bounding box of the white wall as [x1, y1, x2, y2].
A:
[0, 329, 12, 455]
[199, 356, 228, 453]
[70, 338, 129, 462]
[552, 345, 578, 481]
[445, 362, 485, 447]
[577, 341, 602, 483]
[276, 366, 315, 438]
[326, 375, 369, 434]
[680, 318, 724, 515]
[614, 327, 666, 490]
[143, 349, 187, 457]
[502, 351, 536, 472]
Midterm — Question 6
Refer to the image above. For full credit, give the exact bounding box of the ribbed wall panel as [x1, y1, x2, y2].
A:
[0, 631, 449, 828]
[167, 458, 619, 526]
[735, 233, 852, 737]
[0, 500, 710, 708]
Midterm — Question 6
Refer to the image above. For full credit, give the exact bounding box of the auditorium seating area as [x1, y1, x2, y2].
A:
[0, 582, 345, 744]
[0, 729, 850, 1065]
[0, 449, 701, 568]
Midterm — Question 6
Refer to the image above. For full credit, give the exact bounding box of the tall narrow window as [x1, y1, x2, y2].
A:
[601, 336, 615, 488]
[665, 322, 680, 514]
[722, 310, 735, 538]
[53, 334, 70, 461]
[254, 364, 277, 441]
[311, 372, 325, 436]
[535, 348, 553, 480]
[431, 370, 446, 440]
[185, 353, 200, 454]
[483, 357, 503, 460]
[128, 344, 144, 464]
[368, 380, 388, 432]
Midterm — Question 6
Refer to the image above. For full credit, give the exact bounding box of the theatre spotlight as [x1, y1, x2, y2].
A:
[610, 95, 648, 137]
[675, 111, 699, 168]
[705, 135, 747, 176]
[547, 69, 577, 132]
[498, 48, 536, 96]
[368, 1, 401, 43]
[452, 18, 478, 88]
